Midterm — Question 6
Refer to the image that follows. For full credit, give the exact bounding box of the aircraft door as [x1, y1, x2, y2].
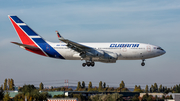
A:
[147, 45, 151, 52]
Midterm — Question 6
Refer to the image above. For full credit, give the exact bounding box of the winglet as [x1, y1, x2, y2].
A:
[56, 31, 64, 40]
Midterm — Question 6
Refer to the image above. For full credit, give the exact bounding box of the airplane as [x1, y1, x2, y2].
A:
[8, 15, 166, 67]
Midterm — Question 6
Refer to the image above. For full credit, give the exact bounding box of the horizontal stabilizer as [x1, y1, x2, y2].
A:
[11, 42, 39, 49]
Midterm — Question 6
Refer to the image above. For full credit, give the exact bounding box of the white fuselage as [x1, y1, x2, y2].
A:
[48, 42, 165, 61]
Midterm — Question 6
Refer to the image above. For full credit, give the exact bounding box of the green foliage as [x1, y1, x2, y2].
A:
[175, 84, 180, 93]
[13, 93, 25, 101]
[103, 82, 106, 88]
[90, 93, 123, 101]
[163, 86, 170, 94]
[132, 94, 139, 101]
[145, 85, 148, 93]
[142, 93, 153, 101]
[16, 84, 49, 101]
[14, 92, 49, 101]
[9, 79, 15, 90]
[53, 94, 66, 98]
[39, 82, 44, 90]
[107, 87, 114, 92]
[134, 85, 143, 92]
[0, 87, 4, 100]
[111, 93, 123, 101]
[7, 79, 10, 91]
[19, 84, 36, 94]
[73, 93, 86, 101]
[3, 79, 7, 91]
[153, 83, 158, 92]
[162, 95, 165, 99]
[88, 82, 92, 91]
[3, 92, 10, 101]
[99, 81, 102, 91]
[158, 84, 163, 92]
[119, 81, 125, 88]
[121, 88, 129, 92]
[82, 81, 85, 88]
[76, 81, 81, 91]
[169, 95, 173, 99]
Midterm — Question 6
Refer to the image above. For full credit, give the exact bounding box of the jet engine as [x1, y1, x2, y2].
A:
[99, 51, 118, 63]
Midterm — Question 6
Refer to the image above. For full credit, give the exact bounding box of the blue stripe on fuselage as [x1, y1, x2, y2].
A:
[32, 38, 65, 59]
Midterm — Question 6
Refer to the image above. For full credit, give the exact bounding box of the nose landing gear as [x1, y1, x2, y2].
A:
[141, 59, 145, 66]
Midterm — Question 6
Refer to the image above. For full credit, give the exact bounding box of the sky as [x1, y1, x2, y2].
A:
[0, 0, 180, 89]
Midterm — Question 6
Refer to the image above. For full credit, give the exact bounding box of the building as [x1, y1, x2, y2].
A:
[47, 98, 77, 101]
[140, 93, 164, 98]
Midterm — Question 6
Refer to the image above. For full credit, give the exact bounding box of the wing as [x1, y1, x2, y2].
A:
[55, 31, 118, 62]
[56, 31, 92, 53]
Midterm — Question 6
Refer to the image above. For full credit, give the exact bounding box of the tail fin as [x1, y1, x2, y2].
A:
[8, 15, 47, 56]
[8, 15, 65, 59]
[8, 15, 45, 46]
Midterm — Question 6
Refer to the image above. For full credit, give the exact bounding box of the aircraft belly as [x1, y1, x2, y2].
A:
[57, 49, 81, 60]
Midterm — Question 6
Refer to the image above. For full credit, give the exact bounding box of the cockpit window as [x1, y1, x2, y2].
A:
[157, 47, 164, 51]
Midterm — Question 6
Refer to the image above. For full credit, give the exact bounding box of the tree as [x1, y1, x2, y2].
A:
[150, 85, 154, 92]
[3, 79, 7, 91]
[76, 81, 81, 90]
[159, 84, 163, 92]
[14, 93, 25, 101]
[39, 82, 44, 90]
[142, 93, 153, 101]
[132, 94, 139, 101]
[19, 84, 36, 94]
[103, 82, 106, 88]
[82, 81, 85, 88]
[145, 85, 148, 93]
[162, 86, 165, 92]
[154, 83, 158, 92]
[138, 85, 141, 90]
[0, 87, 4, 100]
[15, 84, 49, 101]
[8, 79, 10, 90]
[88, 82, 92, 91]
[169, 95, 173, 99]
[120, 81, 125, 88]
[9, 79, 15, 90]
[134, 85, 142, 92]
[99, 81, 102, 91]
[111, 93, 123, 101]
[3, 92, 10, 101]
[135, 85, 137, 89]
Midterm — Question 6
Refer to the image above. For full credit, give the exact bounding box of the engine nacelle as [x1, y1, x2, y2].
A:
[99, 52, 118, 63]
[79, 50, 118, 63]
[79, 50, 104, 58]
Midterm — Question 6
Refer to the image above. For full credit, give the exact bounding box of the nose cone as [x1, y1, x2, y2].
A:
[162, 50, 166, 55]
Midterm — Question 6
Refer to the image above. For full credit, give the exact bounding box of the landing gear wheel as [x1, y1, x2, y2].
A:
[87, 62, 91, 67]
[141, 62, 145, 66]
[141, 59, 145, 66]
[91, 62, 95, 67]
[82, 63, 86, 67]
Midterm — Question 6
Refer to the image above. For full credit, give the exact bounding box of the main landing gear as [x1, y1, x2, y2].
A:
[141, 59, 145, 66]
[82, 61, 95, 67]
